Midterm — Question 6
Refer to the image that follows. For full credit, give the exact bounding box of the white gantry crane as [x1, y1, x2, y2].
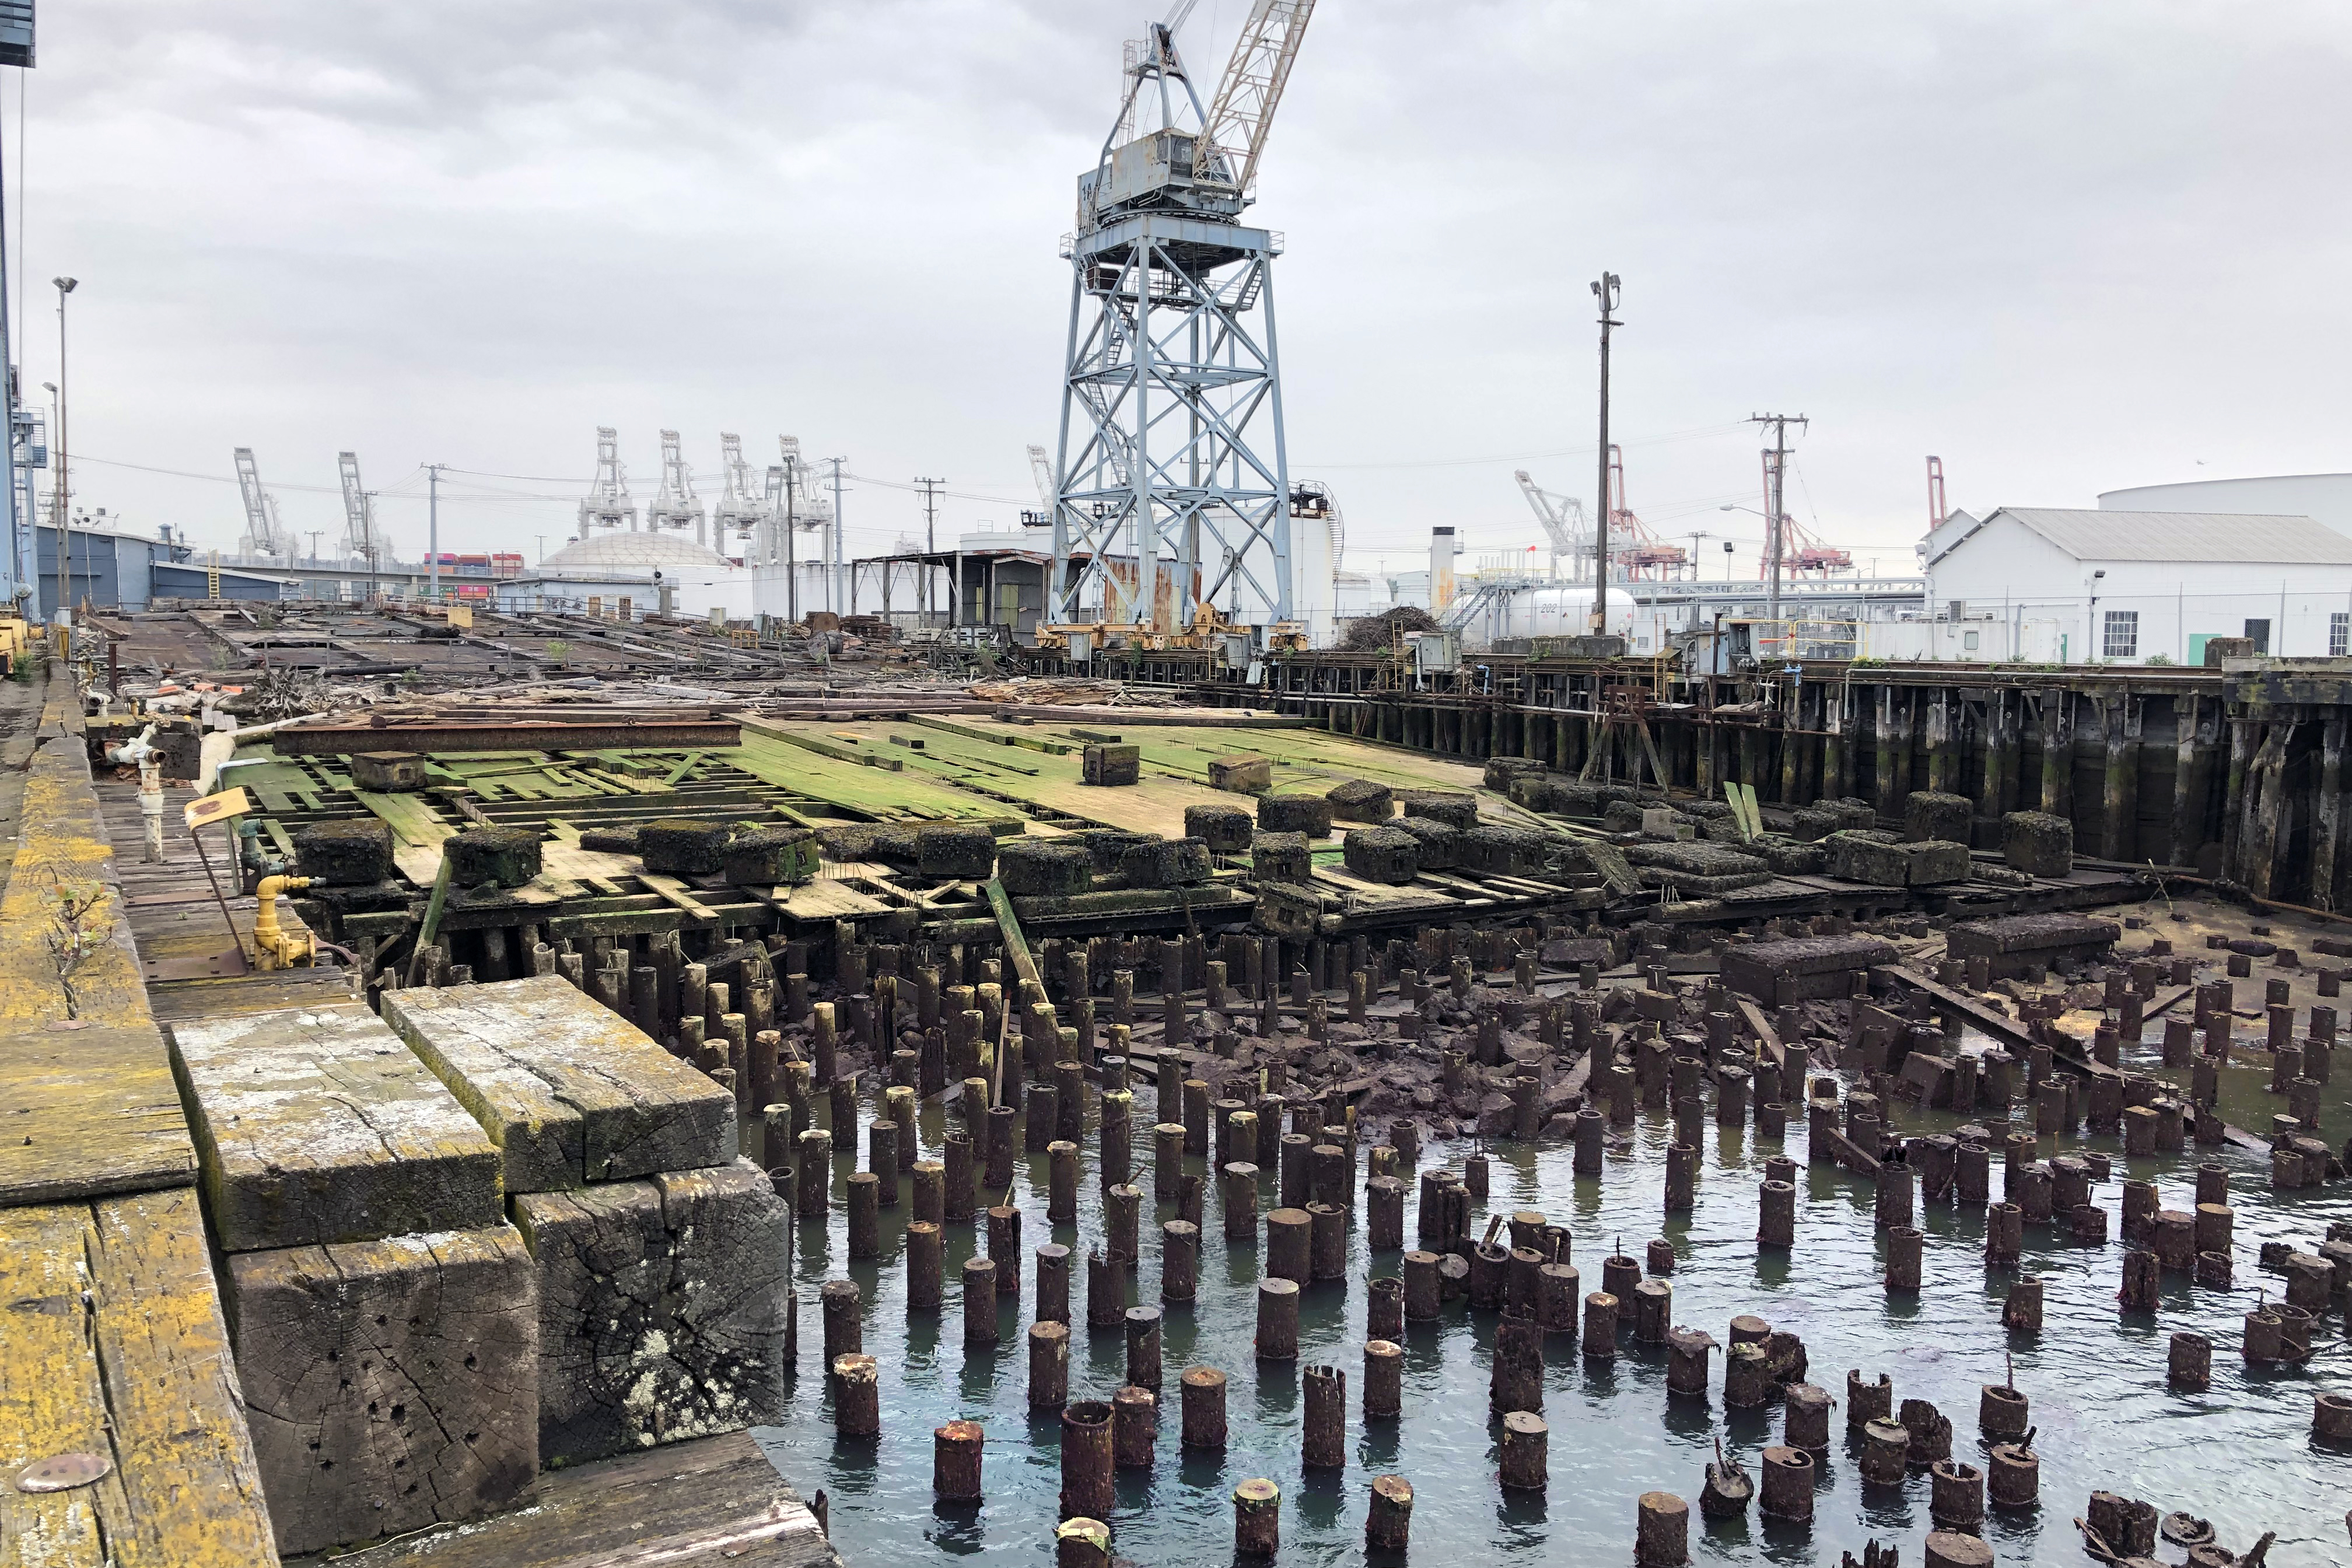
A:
[1027, 444, 1056, 509]
[337, 452, 387, 565]
[578, 426, 635, 536]
[1049, 0, 1323, 639]
[1514, 470, 1591, 579]
[712, 432, 764, 540]
[645, 429, 706, 542]
[233, 447, 291, 559]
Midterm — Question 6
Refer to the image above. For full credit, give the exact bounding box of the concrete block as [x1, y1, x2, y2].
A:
[1721, 934, 1899, 1001]
[228, 1224, 538, 1557]
[1252, 831, 1314, 884]
[1184, 803, 1255, 853]
[2002, 811, 2074, 877]
[998, 841, 1093, 896]
[914, 821, 997, 880]
[1457, 824, 1550, 877]
[383, 974, 736, 1194]
[1082, 743, 1140, 786]
[169, 1005, 503, 1253]
[1903, 790, 1973, 844]
[294, 818, 395, 886]
[1257, 793, 1335, 836]
[1121, 835, 1213, 887]
[1325, 777, 1395, 821]
[724, 825, 820, 886]
[1209, 755, 1273, 793]
[443, 825, 544, 888]
[640, 818, 734, 877]
[1625, 841, 1771, 894]
[1946, 914, 2119, 978]
[1827, 833, 1970, 887]
[349, 751, 426, 792]
[513, 1160, 791, 1468]
[1342, 827, 1422, 885]
[1390, 814, 1462, 869]
[1071, 828, 1155, 873]
[1788, 808, 1843, 843]
[1482, 757, 1547, 793]
[1396, 789, 1478, 830]
[1752, 835, 1825, 876]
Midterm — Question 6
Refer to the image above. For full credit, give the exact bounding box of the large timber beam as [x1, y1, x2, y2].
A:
[271, 719, 743, 755]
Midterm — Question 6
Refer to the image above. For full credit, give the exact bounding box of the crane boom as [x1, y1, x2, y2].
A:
[1027, 444, 1056, 509]
[233, 447, 286, 558]
[337, 451, 382, 562]
[1194, 0, 1318, 198]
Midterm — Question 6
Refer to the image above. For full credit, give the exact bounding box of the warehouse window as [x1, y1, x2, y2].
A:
[2333, 612, 2348, 657]
[2102, 610, 2138, 659]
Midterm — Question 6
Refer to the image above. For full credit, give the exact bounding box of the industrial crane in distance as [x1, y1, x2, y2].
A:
[1045, 0, 1325, 650]
[233, 447, 291, 561]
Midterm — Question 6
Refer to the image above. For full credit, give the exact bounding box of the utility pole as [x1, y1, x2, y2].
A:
[783, 461, 799, 625]
[52, 278, 74, 625]
[1590, 272, 1620, 635]
[1749, 412, 1808, 639]
[825, 458, 846, 616]
[0, 99, 17, 613]
[914, 475, 944, 622]
[426, 463, 441, 603]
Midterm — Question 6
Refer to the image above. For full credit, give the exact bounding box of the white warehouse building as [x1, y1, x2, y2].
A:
[2101, 473, 2352, 540]
[1922, 507, 2352, 664]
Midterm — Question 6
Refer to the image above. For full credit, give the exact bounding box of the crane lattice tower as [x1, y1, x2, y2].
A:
[1049, 1, 1322, 639]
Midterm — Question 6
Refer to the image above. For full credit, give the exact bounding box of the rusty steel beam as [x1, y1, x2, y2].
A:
[270, 719, 742, 755]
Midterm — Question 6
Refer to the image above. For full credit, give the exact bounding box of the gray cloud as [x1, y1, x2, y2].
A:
[22, 0, 2352, 581]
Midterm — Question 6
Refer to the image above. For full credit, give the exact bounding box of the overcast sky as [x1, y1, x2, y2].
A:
[16, 0, 2352, 582]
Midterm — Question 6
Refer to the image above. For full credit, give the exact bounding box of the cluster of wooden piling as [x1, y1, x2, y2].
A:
[719, 897, 2341, 1561]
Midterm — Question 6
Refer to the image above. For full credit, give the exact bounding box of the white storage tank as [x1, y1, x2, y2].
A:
[1499, 584, 1645, 642]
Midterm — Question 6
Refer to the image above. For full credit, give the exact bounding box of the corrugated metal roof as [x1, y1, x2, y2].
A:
[1995, 507, 2352, 565]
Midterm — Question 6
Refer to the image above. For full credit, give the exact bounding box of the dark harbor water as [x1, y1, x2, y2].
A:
[757, 1063, 2348, 1565]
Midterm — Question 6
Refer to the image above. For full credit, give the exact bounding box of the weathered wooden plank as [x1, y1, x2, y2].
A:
[229, 1224, 538, 1558]
[382, 974, 736, 1192]
[0, 1188, 278, 1568]
[0, 734, 149, 1024]
[512, 1160, 791, 1466]
[0, 1023, 198, 1205]
[168, 1003, 504, 1251]
[279, 1430, 836, 1568]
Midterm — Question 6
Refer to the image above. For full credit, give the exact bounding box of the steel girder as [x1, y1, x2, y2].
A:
[1049, 218, 1292, 634]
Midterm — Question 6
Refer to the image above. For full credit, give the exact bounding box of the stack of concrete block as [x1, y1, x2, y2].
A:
[1945, 914, 2119, 980]
[1722, 934, 1898, 1002]
[169, 1005, 533, 1558]
[1825, 830, 1971, 887]
[1457, 824, 1552, 877]
[382, 975, 789, 1470]
[1625, 841, 1772, 895]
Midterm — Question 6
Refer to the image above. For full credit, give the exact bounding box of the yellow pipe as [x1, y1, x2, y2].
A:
[253, 874, 314, 970]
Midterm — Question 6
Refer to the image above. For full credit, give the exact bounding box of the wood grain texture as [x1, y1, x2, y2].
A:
[0, 1022, 197, 1206]
[0, 734, 150, 1025]
[382, 974, 734, 1193]
[511, 1158, 792, 1466]
[279, 1429, 837, 1568]
[0, 1188, 278, 1568]
[168, 1003, 503, 1252]
[226, 1224, 538, 1558]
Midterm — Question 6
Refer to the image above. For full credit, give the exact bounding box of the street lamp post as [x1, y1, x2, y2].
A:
[51, 276, 74, 626]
